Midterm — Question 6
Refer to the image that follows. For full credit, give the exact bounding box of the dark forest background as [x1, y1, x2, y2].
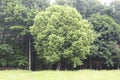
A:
[0, 0, 120, 70]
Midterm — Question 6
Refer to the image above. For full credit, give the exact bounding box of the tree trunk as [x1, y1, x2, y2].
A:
[29, 36, 31, 71]
[56, 61, 61, 70]
[89, 57, 92, 69]
[117, 64, 120, 69]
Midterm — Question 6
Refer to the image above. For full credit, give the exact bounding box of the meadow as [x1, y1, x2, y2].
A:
[0, 70, 120, 80]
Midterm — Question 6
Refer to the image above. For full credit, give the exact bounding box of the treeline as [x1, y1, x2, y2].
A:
[0, 0, 120, 70]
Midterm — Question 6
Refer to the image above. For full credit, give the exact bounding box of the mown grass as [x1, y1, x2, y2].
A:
[0, 70, 120, 80]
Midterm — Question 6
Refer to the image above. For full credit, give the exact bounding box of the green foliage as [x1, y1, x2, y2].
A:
[30, 5, 95, 69]
[110, 0, 120, 24]
[55, 0, 105, 19]
[22, 0, 50, 10]
[55, 0, 73, 5]
[89, 14, 120, 67]
[0, 0, 120, 70]
[0, 0, 36, 69]
[3, 2, 32, 26]
[0, 44, 28, 67]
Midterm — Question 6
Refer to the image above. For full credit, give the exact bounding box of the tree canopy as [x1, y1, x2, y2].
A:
[30, 5, 95, 69]
[89, 14, 120, 68]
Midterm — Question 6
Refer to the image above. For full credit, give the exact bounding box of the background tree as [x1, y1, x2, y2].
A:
[0, 0, 38, 69]
[21, 0, 50, 10]
[73, 0, 105, 18]
[55, 0, 105, 19]
[54, 0, 75, 6]
[110, 0, 120, 24]
[89, 14, 120, 69]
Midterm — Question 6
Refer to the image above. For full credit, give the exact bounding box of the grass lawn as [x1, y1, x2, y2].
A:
[0, 70, 120, 80]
